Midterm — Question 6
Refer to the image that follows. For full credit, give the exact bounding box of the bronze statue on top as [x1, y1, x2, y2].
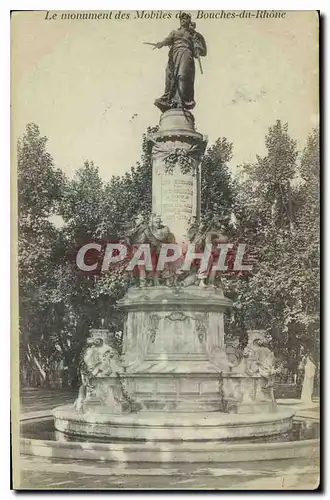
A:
[146, 12, 207, 112]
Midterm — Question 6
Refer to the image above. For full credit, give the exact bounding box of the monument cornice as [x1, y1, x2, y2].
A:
[147, 129, 207, 146]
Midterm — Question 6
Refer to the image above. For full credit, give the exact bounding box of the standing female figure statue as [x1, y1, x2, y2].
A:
[153, 12, 207, 112]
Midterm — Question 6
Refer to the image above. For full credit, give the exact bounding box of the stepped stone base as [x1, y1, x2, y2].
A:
[53, 405, 294, 441]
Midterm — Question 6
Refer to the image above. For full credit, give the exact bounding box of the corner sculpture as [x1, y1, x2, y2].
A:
[243, 329, 279, 392]
[74, 329, 134, 414]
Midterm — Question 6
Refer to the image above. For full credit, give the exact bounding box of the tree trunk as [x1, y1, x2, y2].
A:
[27, 343, 47, 386]
[300, 356, 316, 403]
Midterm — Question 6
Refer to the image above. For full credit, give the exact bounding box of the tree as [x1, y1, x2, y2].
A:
[228, 123, 319, 392]
[289, 128, 320, 400]
[223, 122, 297, 349]
[201, 137, 237, 231]
[18, 123, 65, 386]
[54, 161, 111, 384]
[60, 160, 106, 241]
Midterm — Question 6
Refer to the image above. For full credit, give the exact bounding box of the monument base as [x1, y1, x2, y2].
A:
[117, 285, 232, 411]
[53, 405, 294, 441]
[115, 286, 279, 414]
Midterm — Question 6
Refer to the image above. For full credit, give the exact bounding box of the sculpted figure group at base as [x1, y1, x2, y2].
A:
[123, 213, 176, 287]
[74, 330, 133, 413]
[122, 212, 229, 289]
[240, 330, 279, 401]
[221, 331, 279, 408]
[183, 215, 228, 289]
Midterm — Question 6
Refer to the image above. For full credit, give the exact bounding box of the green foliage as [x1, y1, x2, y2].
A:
[201, 137, 237, 231]
[229, 123, 319, 363]
[60, 161, 106, 241]
[18, 124, 66, 386]
[18, 123, 64, 219]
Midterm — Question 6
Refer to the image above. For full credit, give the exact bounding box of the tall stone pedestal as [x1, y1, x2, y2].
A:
[118, 286, 232, 412]
[116, 110, 230, 411]
[148, 109, 207, 242]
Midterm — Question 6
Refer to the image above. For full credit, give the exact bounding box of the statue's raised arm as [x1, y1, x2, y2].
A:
[152, 12, 207, 113]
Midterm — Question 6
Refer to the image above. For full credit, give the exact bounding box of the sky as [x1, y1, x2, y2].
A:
[11, 10, 319, 181]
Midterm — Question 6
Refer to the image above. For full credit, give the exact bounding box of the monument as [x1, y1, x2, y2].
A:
[53, 12, 294, 448]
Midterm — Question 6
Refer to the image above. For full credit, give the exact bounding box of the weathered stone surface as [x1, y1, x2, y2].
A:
[53, 405, 295, 441]
[148, 109, 207, 242]
[116, 285, 231, 411]
[73, 329, 131, 414]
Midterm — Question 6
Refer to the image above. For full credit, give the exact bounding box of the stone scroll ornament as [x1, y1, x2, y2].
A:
[147, 310, 208, 346]
[225, 334, 243, 369]
[195, 314, 208, 343]
[149, 314, 162, 343]
[152, 141, 202, 176]
[166, 311, 209, 346]
[165, 311, 191, 322]
[74, 331, 135, 413]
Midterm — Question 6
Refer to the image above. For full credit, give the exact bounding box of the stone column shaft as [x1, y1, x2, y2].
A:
[148, 109, 207, 243]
